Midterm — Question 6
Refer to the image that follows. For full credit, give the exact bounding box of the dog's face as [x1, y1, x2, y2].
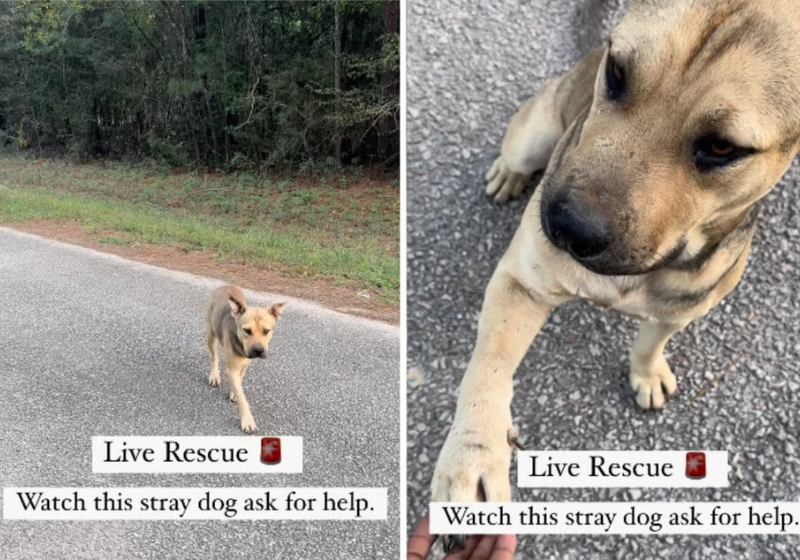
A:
[540, 0, 800, 275]
[229, 297, 287, 359]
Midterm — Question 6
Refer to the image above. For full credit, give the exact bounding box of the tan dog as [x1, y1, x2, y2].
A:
[432, 0, 800, 548]
[206, 285, 286, 433]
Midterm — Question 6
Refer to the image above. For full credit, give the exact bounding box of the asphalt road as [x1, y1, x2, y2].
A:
[0, 228, 399, 559]
[407, 1, 800, 558]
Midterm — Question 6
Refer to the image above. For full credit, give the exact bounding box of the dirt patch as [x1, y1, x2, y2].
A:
[6, 220, 398, 325]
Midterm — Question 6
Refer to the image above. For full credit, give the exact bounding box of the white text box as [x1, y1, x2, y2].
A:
[92, 436, 302, 474]
[431, 502, 800, 534]
[517, 450, 727, 488]
[4, 487, 387, 521]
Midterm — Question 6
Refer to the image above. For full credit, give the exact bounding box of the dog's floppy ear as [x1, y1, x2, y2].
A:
[269, 302, 287, 321]
[228, 294, 247, 318]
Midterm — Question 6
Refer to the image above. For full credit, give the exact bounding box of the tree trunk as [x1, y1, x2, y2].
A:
[333, 2, 342, 164]
[378, 0, 399, 163]
[172, 1, 202, 169]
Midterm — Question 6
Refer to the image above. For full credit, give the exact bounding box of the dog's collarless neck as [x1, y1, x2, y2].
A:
[226, 315, 247, 358]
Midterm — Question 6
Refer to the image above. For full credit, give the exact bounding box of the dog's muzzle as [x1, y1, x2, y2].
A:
[542, 191, 612, 264]
[248, 345, 266, 359]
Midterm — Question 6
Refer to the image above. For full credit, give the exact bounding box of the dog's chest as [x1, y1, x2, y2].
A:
[587, 293, 655, 320]
[564, 273, 656, 320]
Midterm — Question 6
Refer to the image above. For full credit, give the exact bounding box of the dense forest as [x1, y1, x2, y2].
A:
[0, 0, 400, 171]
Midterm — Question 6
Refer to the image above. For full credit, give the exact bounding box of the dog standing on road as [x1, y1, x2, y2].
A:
[432, 0, 800, 542]
[206, 285, 286, 433]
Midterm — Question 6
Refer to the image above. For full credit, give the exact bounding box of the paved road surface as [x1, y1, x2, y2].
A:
[0, 227, 399, 559]
[407, 1, 800, 558]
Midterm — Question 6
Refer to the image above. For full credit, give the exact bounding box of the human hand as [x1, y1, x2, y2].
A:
[407, 516, 516, 560]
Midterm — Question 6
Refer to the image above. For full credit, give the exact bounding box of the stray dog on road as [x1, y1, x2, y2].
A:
[206, 285, 286, 433]
[432, 0, 800, 544]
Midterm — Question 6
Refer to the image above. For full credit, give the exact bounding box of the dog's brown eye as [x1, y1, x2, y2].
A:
[693, 134, 753, 171]
[605, 53, 626, 101]
[262, 329, 270, 336]
[709, 140, 734, 157]
[612, 62, 623, 82]
[243, 328, 252, 336]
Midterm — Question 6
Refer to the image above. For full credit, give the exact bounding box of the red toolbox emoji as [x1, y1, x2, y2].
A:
[685, 452, 706, 480]
[261, 437, 282, 465]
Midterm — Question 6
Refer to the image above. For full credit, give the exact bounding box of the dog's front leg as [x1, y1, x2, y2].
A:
[629, 319, 689, 409]
[486, 47, 603, 202]
[228, 362, 257, 433]
[432, 266, 551, 509]
[207, 329, 221, 387]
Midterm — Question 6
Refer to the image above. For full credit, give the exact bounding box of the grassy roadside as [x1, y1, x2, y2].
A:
[0, 157, 399, 303]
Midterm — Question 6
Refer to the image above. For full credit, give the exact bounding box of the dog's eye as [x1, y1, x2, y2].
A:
[693, 135, 753, 171]
[243, 328, 252, 336]
[605, 54, 626, 101]
[262, 329, 270, 336]
[709, 141, 734, 156]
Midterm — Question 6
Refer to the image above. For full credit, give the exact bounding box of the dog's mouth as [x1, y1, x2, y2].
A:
[540, 193, 685, 276]
[541, 217, 683, 276]
[546, 234, 685, 276]
[568, 255, 666, 276]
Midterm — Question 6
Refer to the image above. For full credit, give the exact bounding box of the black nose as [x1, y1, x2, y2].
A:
[544, 193, 611, 260]
[252, 345, 265, 357]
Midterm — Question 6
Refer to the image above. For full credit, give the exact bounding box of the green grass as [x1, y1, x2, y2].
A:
[0, 158, 399, 301]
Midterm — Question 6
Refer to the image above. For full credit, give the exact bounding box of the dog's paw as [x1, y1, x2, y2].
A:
[208, 373, 221, 387]
[240, 416, 257, 434]
[229, 391, 237, 403]
[630, 356, 677, 409]
[431, 430, 514, 502]
[485, 156, 531, 203]
[431, 422, 515, 553]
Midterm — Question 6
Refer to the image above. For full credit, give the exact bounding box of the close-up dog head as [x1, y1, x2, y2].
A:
[228, 293, 287, 359]
[540, 0, 800, 275]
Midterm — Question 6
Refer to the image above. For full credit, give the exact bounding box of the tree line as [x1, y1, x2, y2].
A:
[0, 0, 399, 171]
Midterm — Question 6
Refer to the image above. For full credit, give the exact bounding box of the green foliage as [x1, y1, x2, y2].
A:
[0, 158, 400, 299]
[0, 1, 399, 171]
